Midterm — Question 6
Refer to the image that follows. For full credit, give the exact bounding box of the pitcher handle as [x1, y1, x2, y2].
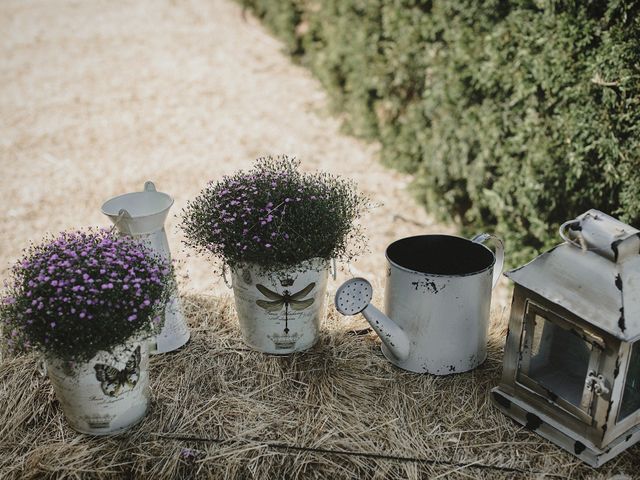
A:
[471, 233, 504, 289]
[110, 208, 131, 234]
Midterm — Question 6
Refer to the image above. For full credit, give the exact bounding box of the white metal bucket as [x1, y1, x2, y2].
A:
[231, 259, 329, 354]
[101, 181, 190, 354]
[45, 338, 150, 435]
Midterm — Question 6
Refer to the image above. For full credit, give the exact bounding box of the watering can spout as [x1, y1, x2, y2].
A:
[334, 278, 410, 362]
[361, 304, 411, 361]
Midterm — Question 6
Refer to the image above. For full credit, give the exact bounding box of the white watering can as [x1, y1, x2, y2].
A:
[101, 181, 190, 354]
[335, 234, 504, 374]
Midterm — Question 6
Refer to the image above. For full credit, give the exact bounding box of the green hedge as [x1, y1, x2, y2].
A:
[241, 0, 640, 265]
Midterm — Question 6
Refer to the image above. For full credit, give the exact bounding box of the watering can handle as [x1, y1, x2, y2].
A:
[144, 181, 157, 192]
[470, 233, 504, 289]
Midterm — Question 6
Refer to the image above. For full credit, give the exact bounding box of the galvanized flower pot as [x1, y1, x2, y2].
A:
[230, 258, 329, 354]
[101, 181, 190, 354]
[45, 338, 149, 435]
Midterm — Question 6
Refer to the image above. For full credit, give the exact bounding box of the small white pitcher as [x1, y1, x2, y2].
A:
[335, 234, 504, 374]
[101, 181, 190, 354]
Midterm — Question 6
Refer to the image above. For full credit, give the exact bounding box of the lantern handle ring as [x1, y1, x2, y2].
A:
[559, 220, 587, 251]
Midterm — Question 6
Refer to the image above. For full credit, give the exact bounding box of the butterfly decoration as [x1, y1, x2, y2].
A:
[94, 346, 141, 397]
[255, 282, 315, 333]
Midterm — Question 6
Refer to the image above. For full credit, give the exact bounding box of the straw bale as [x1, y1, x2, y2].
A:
[0, 295, 637, 479]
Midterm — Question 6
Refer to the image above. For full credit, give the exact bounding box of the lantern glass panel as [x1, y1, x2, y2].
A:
[518, 307, 592, 408]
[619, 342, 640, 421]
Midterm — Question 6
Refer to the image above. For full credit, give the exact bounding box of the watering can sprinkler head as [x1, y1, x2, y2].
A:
[334, 277, 373, 316]
[334, 278, 411, 361]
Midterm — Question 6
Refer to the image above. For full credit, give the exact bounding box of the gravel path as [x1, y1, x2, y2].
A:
[1, 0, 509, 308]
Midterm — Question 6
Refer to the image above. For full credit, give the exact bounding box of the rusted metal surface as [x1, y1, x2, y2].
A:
[494, 210, 640, 467]
[335, 233, 504, 374]
[506, 210, 640, 342]
[491, 388, 640, 468]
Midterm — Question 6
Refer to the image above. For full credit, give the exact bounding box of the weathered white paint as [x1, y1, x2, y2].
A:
[493, 210, 640, 467]
[231, 259, 329, 354]
[46, 338, 149, 435]
[335, 234, 503, 374]
[510, 209, 640, 342]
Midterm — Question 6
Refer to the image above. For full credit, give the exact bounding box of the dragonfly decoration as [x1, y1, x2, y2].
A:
[255, 282, 316, 334]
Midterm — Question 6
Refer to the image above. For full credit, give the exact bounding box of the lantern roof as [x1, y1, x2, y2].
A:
[506, 210, 640, 342]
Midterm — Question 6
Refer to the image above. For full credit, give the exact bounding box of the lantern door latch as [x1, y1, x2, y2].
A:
[585, 370, 610, 396]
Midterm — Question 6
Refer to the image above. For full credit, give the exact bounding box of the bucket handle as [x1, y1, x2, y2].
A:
[471, 233, 505, 289]
[221, 263, 233, 289]
[36, 357, 47, 377]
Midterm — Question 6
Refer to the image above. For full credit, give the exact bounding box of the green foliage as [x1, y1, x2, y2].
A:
[241, 0, 640, 265]
[180, 156, 368, 271]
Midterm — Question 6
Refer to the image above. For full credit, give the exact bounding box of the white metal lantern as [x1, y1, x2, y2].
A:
[492, 210, 640, 467]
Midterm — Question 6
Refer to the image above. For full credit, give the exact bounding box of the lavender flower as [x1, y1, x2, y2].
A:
[180, 155, 368, 272]
[0, 229, 175, 362]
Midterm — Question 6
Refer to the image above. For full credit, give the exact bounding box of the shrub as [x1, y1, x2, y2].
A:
[240, 0, 640, 264]
[180, 156, 368, 271]
[0, 229, 174, 362]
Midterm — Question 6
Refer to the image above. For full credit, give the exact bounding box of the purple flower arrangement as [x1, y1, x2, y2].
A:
[181, 156, 368, 271]
[0, 229, 174, 362]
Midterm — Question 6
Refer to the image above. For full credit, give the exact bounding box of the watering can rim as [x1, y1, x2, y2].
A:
[385, 233, 497, 278]
[100, 190, 174, 219]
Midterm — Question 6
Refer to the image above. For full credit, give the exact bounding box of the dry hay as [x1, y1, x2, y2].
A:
[1, 295, 638, 479]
